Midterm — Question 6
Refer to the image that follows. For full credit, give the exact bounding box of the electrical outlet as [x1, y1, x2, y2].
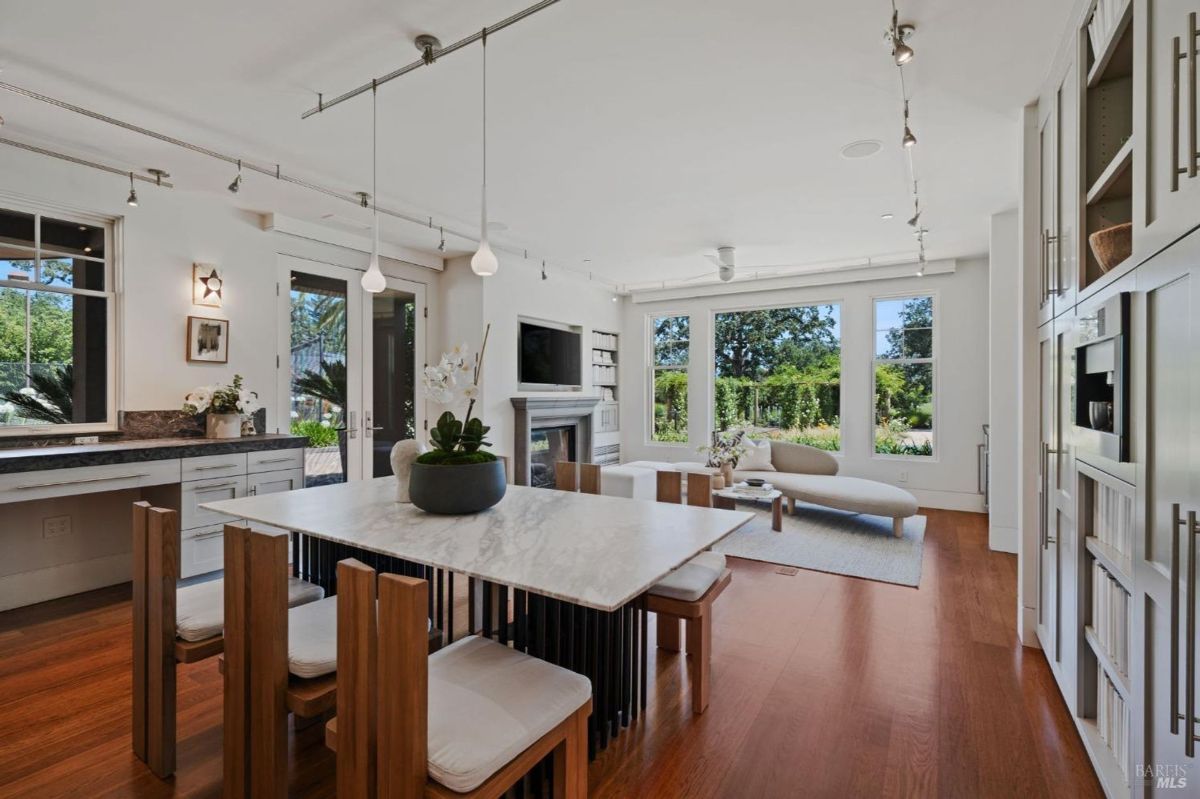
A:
[897, 470, 909, 483]
[73, 435, 99, 444]
[43, 515, 72, 538]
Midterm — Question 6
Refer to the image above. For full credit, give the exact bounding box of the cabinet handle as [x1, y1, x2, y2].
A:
[255, 457, 294, 465]
[1182, 510, 1199, 756]
[16, 472, 150, 490]
[1046, 232, 1063, 296]
[191, 529, 226, 542]
[194, 481, 238, 492]
[1040, 443, 1049, 549]
[193, 463, 237, 471]
[1040, 229, 1049, 303]
[1189, 13, 1198, 180]
[1172, 504, 1186, 738]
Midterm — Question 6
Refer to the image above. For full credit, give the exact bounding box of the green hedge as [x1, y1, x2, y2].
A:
[291, 419, 339, 448]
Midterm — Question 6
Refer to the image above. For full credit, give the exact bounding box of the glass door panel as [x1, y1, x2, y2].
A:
[364, 278, 424, 478]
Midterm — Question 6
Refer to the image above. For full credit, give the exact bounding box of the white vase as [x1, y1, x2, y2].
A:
[390, 439, 427, 502]
[206, 413, 242, 439]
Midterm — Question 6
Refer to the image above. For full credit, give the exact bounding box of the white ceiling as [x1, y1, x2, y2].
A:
[0, 0, 1074, 287]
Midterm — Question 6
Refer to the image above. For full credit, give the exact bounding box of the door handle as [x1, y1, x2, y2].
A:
[1186, 510, 1198, 756]
[1046, 232, 1063, 296]
[1172, 504, 1183, 737]
[347, 410, 358, 439]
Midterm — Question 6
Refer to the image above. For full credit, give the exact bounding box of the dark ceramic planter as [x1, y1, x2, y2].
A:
[408, 460, 507, 514]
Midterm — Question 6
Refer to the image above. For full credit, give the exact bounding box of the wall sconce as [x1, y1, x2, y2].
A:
[193, 263, 224, 307]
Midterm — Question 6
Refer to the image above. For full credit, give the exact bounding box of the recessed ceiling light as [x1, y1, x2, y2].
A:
[881, 213, 894, 220]
[840, 140, 883, 159]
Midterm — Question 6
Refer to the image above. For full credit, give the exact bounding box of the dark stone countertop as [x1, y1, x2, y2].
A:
[0, 434, 308, 475]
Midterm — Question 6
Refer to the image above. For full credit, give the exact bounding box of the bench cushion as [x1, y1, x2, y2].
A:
[599, 465, 657, 500]
[649, 551, 727, 602]
[287, 595, 339, 678]
[427, 635, 592, 793]
[735, 472, 918, 519]
[176, 576, 325, 643]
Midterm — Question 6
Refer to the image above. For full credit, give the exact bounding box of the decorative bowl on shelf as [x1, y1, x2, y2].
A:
[1088, 222, 1132, 274]
[744, 477, 767, 487]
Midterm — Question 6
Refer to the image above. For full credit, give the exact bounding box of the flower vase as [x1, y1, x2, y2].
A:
[720, 463, 735, 486]
[206, 413, 242, 439]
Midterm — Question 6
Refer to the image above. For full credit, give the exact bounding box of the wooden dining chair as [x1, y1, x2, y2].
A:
[222, 524, 340, 799]
[645, 471, 732, 714]
[554, 461, 601, 494]
[130, 502, 324, 778]
[326, 559, 593, 798]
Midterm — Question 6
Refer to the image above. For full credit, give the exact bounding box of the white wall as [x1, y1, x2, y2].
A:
[988, 210, 1020, 552]
[620, 258, 991, 511]
[438, 256, 622, 466]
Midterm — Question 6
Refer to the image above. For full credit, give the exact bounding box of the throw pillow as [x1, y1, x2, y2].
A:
[705, 429, 744, 468]
[736, 438, 775, 471]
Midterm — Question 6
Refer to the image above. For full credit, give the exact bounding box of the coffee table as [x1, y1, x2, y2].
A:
[713, 484, 784, 532]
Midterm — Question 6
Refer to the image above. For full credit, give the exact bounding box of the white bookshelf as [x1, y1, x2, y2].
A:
[592, 329, 620, 464]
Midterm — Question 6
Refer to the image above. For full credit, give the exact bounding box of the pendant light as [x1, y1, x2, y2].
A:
[361, 81, 387, 293]
[471, 30, 499, 277]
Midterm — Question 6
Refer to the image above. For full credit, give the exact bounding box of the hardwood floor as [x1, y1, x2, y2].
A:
[0, 509, 1101, 798]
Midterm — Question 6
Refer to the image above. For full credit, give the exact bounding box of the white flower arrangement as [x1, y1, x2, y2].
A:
[183, 374, 261, 416]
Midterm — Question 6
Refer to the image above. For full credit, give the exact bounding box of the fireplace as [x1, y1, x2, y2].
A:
[511, 396, 600, 487]
[529, 425, 576, 488]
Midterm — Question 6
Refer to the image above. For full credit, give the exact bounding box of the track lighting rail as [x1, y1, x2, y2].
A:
[0, 135, 175, 188]
[299, 0, 565, 120]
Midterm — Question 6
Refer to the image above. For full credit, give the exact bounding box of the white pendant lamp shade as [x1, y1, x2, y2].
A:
[362, 223, 386, 293]
[471, 32, 499, 277]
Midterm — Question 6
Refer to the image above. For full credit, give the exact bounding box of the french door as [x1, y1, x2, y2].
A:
[276, 255, 425, 484]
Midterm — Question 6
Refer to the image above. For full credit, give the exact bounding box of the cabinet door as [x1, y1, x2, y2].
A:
[1038, 322, 1062, 664]
[1134, 232, 1200, 788]
[1040, 98, 1060, 327]
[180, 475, 246, 530]
[1057, 60, 1080, 310]
[247, 468, 304, 497]
[1141, 0, 1200, 257]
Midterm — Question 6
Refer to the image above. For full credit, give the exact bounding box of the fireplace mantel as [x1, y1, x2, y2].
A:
[511, 396, 601, 486]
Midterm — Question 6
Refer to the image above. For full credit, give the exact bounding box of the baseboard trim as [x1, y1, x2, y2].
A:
[0, 552, 131, 612]
[908, 487, 986, 512]
[989, 524, 1018, 553]
[1018, 605, 1041, 649]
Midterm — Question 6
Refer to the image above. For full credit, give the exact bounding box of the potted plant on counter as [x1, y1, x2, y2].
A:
[408, 325, 506, 514]
[183, 375, 261, 439]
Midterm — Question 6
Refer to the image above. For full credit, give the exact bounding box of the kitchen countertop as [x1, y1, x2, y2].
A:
[0, 434, 308, 474]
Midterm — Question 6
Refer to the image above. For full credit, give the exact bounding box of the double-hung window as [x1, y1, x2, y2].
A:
[650, 315, 689, 444]
[0, 205, 116, 432]
[873, 295, 934, 457]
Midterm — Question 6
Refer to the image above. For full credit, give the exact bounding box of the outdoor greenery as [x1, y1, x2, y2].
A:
[290, 419, 339, 448]
[2, 364, 74, 424]
[874, 296, 934, 456]
[292, 360, 347, 425]
[1, 263, 77, 424]
[711, 305, 842, 451]
[652, 316, 689, 442]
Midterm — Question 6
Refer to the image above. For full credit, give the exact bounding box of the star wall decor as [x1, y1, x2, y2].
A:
[192, 263, 223, 307]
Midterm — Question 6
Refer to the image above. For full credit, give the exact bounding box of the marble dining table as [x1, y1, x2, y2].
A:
[202, 477, 752, 755]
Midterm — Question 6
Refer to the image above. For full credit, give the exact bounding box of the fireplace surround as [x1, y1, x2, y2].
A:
[511, 396, 600, 486]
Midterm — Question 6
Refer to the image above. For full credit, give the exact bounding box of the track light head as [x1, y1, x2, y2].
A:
[126, 172, 138, 207]
[907, 211, 920, 227]
[228, 174, 241, 193]
[894, 40, 915, 65]
[355, 191, 370, 208]
[886, 18, 916, 65]
[437, 226, 446, 252]
[902, 126, 917, 148]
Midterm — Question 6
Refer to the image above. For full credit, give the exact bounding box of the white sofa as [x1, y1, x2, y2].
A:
[625, 440, 918, 537]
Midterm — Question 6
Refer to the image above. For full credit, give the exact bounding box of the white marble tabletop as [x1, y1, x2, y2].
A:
[202, 478, 753, 611]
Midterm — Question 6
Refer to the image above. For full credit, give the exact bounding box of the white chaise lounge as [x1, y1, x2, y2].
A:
[624, 440, 918, 537]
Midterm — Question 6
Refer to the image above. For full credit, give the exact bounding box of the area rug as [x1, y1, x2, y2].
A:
[711, 501, 927, 587]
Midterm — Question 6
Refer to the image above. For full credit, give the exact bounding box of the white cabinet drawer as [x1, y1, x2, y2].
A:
[181, 453, 248, 481]
[0, 458, 181, 504]
[248, 448, 304, 474]
[181, 524, 226, 578]
[247, 468, 304, 497]
[181, 475, 246, 530]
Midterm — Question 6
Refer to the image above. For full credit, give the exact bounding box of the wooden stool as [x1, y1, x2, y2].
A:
[327, 559, 593, 798]
[645, 472, 731, 714]
[554, 461, 601, 494]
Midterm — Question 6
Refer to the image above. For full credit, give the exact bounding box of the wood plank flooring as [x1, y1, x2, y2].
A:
[0, 509, 1101, 797]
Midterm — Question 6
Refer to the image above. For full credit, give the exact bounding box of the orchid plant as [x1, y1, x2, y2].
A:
[183, 374, 261, 417]
[417, 325, 496, 466]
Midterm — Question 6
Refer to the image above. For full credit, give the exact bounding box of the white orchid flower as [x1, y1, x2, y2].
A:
[461, 384, 479, 401]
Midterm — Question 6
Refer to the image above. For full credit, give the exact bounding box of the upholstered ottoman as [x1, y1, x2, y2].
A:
[599, 465, 658, 500]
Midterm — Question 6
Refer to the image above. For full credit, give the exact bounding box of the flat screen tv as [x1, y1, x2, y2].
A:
[519, 321, 582, 390]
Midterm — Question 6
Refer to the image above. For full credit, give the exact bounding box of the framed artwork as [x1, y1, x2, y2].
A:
[192, 263, 223, 307]
[186, 316, 229, 363]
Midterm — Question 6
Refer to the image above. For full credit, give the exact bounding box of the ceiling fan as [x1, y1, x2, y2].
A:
[686, 246, 795, 283]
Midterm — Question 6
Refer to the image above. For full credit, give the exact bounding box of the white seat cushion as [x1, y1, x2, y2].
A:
[648, 551, 726, 602]
[175, 576, 325, 643]
[622, 460, 678, 472]
[599, 465, 657, 500]
[427, 636, 591, 793]
[287, 595, 339, 678]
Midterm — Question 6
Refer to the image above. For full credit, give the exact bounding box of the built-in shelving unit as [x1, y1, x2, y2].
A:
[591, 330, 620, 463]
[1076, 459, 1133, 792]
[1082, 0, 1135, 291]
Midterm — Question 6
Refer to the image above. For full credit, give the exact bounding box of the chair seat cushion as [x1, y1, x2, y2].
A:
[287, 595, 339, 678]
[176, 576, 325, 643]
[599, 465, 657, 500]
[427, 636, 591, 793]
[648, 551, 727, 602]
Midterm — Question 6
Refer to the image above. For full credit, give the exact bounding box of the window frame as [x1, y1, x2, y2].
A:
[870, 290, 938, 461]
[646, 311, 691, 447]
[708, 297, 845, 455]
[0, 195, 120, 437]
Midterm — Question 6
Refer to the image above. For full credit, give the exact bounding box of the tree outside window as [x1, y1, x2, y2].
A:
[713, 304, 841, 452]
[873, 295, 934, 456]
[651, 315, 689, 443]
